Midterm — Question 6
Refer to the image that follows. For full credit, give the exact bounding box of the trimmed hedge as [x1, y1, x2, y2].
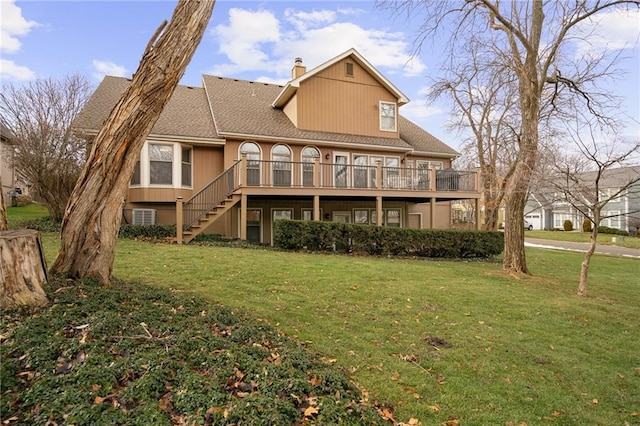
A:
[118, 224, 176, 240]
[597, 226, 628, 236]
[273, 219, 504, 259]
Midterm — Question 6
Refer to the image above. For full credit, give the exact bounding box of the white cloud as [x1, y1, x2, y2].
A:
[573, 9, 640, 57]
[0, 58, 36, 80]
[92, 60, 128, 80]
[209, 8, 281, 75]
[284, 8, 337, 32]
[0, 0, 39, 54]
[208, 7, 426, 80]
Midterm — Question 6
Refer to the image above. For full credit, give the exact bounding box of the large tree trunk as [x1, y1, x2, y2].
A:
[50, 0, 214, 284]
[1, 230, 48, 308]
[502, 0, 543, 275]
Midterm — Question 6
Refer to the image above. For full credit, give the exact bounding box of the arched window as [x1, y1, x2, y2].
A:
[271, 144, 292, 186]
[240, 141, 261, 185]
[301, 146, 319, 187]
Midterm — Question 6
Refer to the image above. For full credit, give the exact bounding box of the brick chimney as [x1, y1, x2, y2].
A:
[292, 57, 306, 79]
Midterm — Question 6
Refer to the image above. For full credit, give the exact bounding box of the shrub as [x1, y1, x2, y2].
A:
[582, 219, 592, 233]
[14, 194, 33, 207]
[597, 226, 628, 236]
[23, 217, 61, 232]
[118, 224, 176, 240]
[273, 219, 504, 259]
[563, 219, 573, 231]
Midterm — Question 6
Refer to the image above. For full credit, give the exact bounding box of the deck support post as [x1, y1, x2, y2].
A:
[430, 198, 435, 229]
[376, 196, 383, 226]
[475, 198, 480, 230]
[240, 194, 247, 240]
[313, 195, 320, 221]
[176, 196, 183, 244]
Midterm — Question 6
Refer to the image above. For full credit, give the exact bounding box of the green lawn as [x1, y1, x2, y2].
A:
[527, 230, 640, 249]
[5, 203, 49, 228]
[36, 233, 640, 425]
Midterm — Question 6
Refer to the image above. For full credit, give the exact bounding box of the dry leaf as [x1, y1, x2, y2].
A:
[94, 396, 105, 404]
[303, 406, 319, 417]
[445, 418, 459, 426]
[428, 404, 441, 412]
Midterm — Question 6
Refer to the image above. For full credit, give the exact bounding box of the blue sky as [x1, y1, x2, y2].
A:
[1, 0, 639, 150]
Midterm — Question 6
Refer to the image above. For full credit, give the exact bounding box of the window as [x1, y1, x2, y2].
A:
[181, 147, 192, 187]
[272, 144, 292, 186]
[131, 159, 141, 186]
[301, 146, 319, 187]
[386, 209, 401, 227]
[246, 209, 262, 243]
[345, 62, 354, 77]
[379, 101, 397, 132]
[240, 141, 261, 186]
[149, 143, 173, 185]
[302, 208, 322, 221]
[354, 209, 370, 224]
[130, 142, 192, 188]
[353, 155, 370, 188]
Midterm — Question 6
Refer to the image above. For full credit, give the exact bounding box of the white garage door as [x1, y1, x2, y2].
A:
[525, 214, 542, 230]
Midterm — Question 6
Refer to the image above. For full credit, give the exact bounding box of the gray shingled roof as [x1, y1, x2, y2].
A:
[74, 76, 218, 140]
[202, 75, 413, 149]
[579, 166, 640, 189]
[75, 74, 458, 157]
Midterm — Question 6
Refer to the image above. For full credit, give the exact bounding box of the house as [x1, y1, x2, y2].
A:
[1, 122, 17, 207]
[525, 166, 640, 233]
[74, 49, 481, 243]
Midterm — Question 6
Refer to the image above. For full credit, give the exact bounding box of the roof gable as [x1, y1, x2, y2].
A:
[272, 48, 410, 108]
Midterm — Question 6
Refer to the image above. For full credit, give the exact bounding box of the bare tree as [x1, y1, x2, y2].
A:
[50, 0, 215, 284]
[547, 128, 640, 296]
[430, 38, 520, 230]
[378, 0, 639, 274]
[0, 75, 91, 221]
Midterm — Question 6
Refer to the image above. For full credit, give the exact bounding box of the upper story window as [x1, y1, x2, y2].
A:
[131, 142, 192, 188]
[181, 147, 192, 187]
[272, 144, 292, 186]
[239, 141, 260, 160]
[150, 143, 173, 185]
[379, 101, 397, 132]
[301, 146, 320, 187]
[240, 141, 261, 186]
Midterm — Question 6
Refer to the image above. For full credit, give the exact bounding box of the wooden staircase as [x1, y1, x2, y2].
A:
[180, 193, 240, 243]
[176, 160, 243, 244]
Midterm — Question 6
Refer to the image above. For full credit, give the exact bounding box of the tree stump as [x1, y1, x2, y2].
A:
[1, 229, 49, 309]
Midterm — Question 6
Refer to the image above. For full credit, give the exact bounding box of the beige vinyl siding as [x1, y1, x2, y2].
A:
[192, 145, 224, 188]
[295, 59, 399, 138]
[283, 93, 298, 126]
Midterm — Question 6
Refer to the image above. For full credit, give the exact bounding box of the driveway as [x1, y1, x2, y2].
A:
[525, 237, 640, 259]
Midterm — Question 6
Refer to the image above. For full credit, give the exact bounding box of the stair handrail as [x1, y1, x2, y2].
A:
[182, 160, 242, 230]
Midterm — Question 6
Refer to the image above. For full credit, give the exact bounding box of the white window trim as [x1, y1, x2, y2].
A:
[181, 146, 193, 189]
[379, 101, 397, 132]
[134, 141, 192, 189]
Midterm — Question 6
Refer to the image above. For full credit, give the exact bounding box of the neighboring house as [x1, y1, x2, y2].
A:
[1, 122, 16, 207]
[525, 166, 640, 233]
[74, 48, 480, 244]
[1, 122, 30, 207]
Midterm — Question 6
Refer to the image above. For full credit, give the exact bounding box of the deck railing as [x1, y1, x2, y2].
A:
[181, 159, 242, 231]
[239, 160, 477, 192]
